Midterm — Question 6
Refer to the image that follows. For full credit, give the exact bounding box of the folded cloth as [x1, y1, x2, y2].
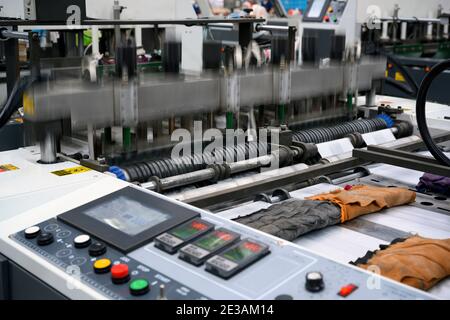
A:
[354, 236, 450, 291]
[416, 173, 450, 196]
[234, 199, 341, 241]
[307, 185, 416, 223]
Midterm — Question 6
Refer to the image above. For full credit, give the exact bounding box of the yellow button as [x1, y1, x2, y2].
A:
[93, 258, 112, 273]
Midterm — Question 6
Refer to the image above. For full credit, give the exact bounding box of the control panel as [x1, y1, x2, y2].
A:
[15, 219, 207, 300]
[5, 183, 434, 300]
[303, 0, 347, 24]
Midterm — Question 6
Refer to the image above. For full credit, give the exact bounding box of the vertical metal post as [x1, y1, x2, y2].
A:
[87, 124, 96, 160]
[287, 26, 297, 64]
[29, 32, 41, 80]
[39, 130, 58, 164]
[366, 82, 377, 107]
[113, 0, 123, 47]
[238, 23, 252, 48]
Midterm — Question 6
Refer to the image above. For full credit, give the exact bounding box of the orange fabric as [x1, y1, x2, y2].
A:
[358, 236, 450, 290]
[307, 185, 416, 222]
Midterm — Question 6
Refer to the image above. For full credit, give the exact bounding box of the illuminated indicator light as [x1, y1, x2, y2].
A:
[191, 221, 208, 231]
[243, 242, 262, 253]
[216, 231, 233, 242]
[388, 63, 393, 69]
[324, 15, 330, 22]
[338, 284, 358, 297]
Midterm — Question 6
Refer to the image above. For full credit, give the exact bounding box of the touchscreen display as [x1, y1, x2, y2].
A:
[84, 196, 169, 236]
[307, 0, 326, 18]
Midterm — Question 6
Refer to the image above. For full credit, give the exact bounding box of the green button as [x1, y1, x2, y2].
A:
[129, 279, 150, 296]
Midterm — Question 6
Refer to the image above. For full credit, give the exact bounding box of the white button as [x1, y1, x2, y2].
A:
[74, 234, 91, 246]
[307, 272, 322, 280]
[24, 226, 41, 238]
[25, 226, 41, 235]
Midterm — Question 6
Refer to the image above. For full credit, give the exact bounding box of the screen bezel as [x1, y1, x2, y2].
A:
[58, 187, 199, 253]
[302, 0, 332, 22]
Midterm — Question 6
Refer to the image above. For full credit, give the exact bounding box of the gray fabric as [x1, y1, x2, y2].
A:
[234, 199, 341, 241]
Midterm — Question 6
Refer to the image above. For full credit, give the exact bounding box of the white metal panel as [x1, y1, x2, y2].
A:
[317, 138, 354, 158]
[0, 0, 25, 19]
[0, 147, 108, 221]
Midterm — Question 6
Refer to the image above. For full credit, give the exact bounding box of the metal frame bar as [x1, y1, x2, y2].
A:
[367, 146, 442, 165]
[353, 148, 450, 177]
[185, 157, 365, 207]
[0, 18, 265, 27]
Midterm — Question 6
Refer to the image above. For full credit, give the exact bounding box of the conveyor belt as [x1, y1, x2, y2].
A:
[217, 165, 450, 299]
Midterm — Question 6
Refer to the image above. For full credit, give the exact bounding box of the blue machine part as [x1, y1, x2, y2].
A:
[377, 113, 395, 128]
[108, 166, 127, 181]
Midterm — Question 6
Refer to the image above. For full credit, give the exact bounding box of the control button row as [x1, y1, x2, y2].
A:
[26, 226, 108, 258]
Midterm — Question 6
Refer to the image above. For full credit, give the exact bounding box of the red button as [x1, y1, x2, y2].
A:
[111, 264, 129, 280]
[338, 284, 358, 297]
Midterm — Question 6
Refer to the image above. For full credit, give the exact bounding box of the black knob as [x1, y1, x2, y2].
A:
[305, 271, 324, 293]
[89, 242, 107, 257]
[37, 232, 54, 246]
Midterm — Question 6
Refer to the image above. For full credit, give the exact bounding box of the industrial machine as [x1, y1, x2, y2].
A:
[0, 177, 437, 300]
[0, 0, 449, 300]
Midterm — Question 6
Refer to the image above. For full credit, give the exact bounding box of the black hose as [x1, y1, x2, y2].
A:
[416, 59, 450, 166]
[0, 76, 34, 129]
[292, 118, 389, 144]
[121, 142, 271, 183]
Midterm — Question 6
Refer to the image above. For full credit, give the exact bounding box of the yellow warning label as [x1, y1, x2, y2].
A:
[395, 72, 405, 82]
[51, 166, 91, 177]
[0, 164, 19, 173]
